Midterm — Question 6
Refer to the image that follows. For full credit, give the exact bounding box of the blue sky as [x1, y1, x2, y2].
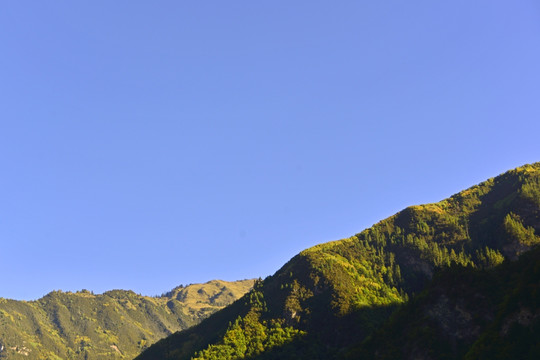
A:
[1, 1, 539, 300]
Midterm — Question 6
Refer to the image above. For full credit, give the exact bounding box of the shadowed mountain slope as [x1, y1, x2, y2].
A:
[137, 163, 540, 360]
[352, 246, 540, 360]
[0, 279, 254, 359]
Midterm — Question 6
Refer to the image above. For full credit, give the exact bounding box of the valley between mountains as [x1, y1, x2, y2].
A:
[2, 162, 540, 359]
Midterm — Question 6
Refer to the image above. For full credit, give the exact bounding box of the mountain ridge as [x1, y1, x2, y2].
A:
[137, 162, 540, 360]
[0, 279, 254, 359]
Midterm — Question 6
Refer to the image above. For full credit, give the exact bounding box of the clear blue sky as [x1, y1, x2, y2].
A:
[1, 1, 539, 300]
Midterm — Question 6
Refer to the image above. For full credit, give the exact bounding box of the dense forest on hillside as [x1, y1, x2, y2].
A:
[0, 280, 253, 359]
[352, 246, 540, 359]
[137, 163, 540, 360]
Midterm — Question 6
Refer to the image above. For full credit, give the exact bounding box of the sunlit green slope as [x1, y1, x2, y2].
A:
[136, 162, 540, 360]
[0, 279, 254, 359]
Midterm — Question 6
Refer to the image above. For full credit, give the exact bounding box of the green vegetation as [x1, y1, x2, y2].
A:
[0, 279, 253, 359]
[192, 282, 305, 360]
[504, 212, 539, 247]
[136, 162, 540, 360]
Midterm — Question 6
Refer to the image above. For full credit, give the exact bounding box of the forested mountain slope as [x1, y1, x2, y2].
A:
[137, 163, 540, 360]
[354, 246, 540, 359]
[0, 279, 254, 359]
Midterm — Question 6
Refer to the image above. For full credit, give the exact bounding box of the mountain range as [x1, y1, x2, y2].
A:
[0, 280, 254, 359]
[1, 163, 539, 359]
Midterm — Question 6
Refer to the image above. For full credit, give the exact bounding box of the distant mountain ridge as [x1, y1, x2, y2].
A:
[137, 162, 540, 360]
[0, 279, 254, 359]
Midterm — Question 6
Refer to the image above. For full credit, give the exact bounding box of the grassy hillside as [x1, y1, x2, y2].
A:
[0, 279, 254, 359]
[136, 162, 540, 360]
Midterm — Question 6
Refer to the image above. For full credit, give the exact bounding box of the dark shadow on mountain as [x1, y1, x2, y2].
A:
[347, 246, 540, 360]
[242, 303, 401, 360]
